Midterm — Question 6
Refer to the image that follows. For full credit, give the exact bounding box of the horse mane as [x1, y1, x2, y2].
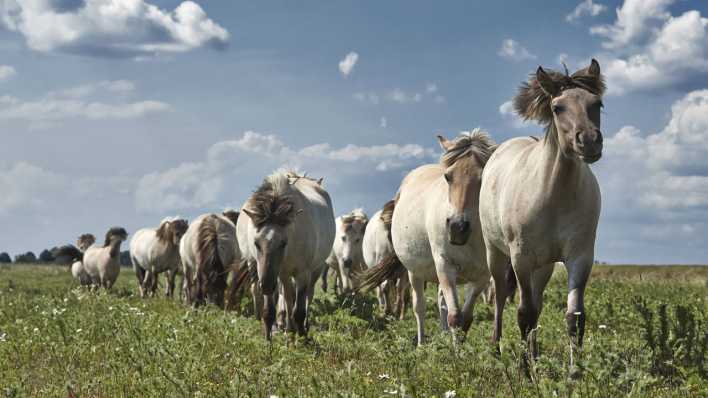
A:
[103, 227, 128, 246]
[245, 172, 297, 228]
[440, 128, 497, 168]
[76, 233, 96, 251]
[341, 208, 368, 230]
[513, 65, 605, 126]
[222, 209, 240, 226]
[156, 217, 188, 245]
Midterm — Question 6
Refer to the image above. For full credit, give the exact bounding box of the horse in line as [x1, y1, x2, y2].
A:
[324, 208, 368, 293]
[130, 217, 189, 298]
[237, 170, 335, 340]
[361, 131, 496, 345]
[69, 233, 96, 286]
[479, 59, 605, 367]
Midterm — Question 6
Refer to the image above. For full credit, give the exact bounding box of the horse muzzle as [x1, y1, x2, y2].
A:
[447, 218, 471, 246]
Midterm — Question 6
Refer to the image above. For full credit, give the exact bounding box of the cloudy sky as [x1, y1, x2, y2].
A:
[1, 0, 707, 264]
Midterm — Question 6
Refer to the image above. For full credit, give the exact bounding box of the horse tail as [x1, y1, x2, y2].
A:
[195, 215, 227, 306]
[355, 254, 406, 293]
[380, 197, 397, 244]
[55, 245, 83, 262]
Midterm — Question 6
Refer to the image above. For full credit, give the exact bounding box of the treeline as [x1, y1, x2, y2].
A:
[0, 250, 132, 267]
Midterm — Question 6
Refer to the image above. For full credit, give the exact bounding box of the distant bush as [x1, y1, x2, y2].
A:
[120, 251, 131, 267]
[0, 252, 11, 263]
[14, 252, 37, 263]
[38, 249, 55, 263]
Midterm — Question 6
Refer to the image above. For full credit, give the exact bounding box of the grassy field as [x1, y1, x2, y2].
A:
[0, 264, 706, 397]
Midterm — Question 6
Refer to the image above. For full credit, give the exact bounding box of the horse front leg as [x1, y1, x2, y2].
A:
[436, 264, 463, 345]
[262, 292, 276, 341]
[294, 275, 310, 337]
[487, 245, 510, 348]
[565, 255, 593, 370]
[437, 286, 449, 331]
[460, 278, 488, 334]
[409, 273, 426, 347]
[280, 278, 296, 334]
[166, 269, 177, 298]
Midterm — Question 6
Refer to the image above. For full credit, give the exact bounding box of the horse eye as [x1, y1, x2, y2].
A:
[444, 173, 452, 183]
[341, 236, 346, 242]
[552, 105, 565, 114]
[254, 241, 261, 251]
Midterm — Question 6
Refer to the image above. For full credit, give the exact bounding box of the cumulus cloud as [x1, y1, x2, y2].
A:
[0, 80, 171, 123]
[0, 65, 16, 81]
[0, 162, 65, 215]
[135, 131, 438, 212]
[0, 0, 229, 57]
[338, 51, 358, 77]
[566, 0, 607, 22]
[497, 39, 536, 62]
[588, 0, 708, 95]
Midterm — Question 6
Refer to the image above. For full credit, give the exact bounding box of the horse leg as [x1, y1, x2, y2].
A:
[396, 276, 410, 320]
[294, 275, 309, 337]
[437, 286, 449, 331]
[487, 245, 510, 347]
[376, 284, 388, 314]
[133, 261, 146, 298]
[251, 282, 263, 320]
[409, 273, 426, 347]
[565, 255, 593, 369]
[262, 292, 276, 341]
[528, 263, 555, 358]
[436, 266, 463, 344]
[460, 279, 488, 334]
[320, 266, 329, 293]
[281, 278, 296, 334]
[183, 267, 193, 306]
[166, 269, 177, 298]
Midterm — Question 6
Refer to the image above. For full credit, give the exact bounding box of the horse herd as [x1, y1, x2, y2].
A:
[57, 60, 605, 367]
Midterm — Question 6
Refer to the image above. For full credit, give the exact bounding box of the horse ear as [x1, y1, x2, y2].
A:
[242, 209, 256, 220]
[536, 66, 559, 97]
[588, 59, 600, 78]
[317, 177, 324, 185]
[437, 135, 452, 151]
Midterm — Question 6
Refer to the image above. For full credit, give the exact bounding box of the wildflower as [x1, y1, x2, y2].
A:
[383, 389, 397, 395]
[598, 324, 607, 329]
[33, 327, 39, 333]
[573, 311, 582, 315]
[444, 391, 456, 398]
[0, 332, 7, 342]
[378, 373, 390, 380]
[76, 328, 83, 333]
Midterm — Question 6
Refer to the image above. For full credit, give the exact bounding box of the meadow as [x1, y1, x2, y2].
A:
[0, 264, 705, 397]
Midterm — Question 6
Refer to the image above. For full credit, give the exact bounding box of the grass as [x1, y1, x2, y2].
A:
[0, 264, 706, 397]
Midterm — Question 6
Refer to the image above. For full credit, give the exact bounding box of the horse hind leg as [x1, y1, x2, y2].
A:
[293, 275, 310, 337]
[459, 279, 488, 335]
[409, 273, 426, 346]
[487, 245, 510, 348]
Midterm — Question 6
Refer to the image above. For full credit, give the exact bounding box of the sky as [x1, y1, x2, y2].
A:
[1, 0, 707, 264]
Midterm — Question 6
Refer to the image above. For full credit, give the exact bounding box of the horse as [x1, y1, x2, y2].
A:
[82, 227, 128, 289]
[479, 59, 605, 366]
[180, 211, 241, 308]
[237, 170, 335, 340]
[64, 234, 95, 286]
[361, 202, 409, 318]
[130, 217, 189, 298]
[360, 131, 496, 345]
[325, 209, 368, 293]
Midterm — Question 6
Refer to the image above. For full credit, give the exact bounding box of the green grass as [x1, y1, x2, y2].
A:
[0, 264, 706, 397]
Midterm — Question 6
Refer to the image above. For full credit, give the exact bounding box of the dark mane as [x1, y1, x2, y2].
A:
[222, 210, 240, 226]
[440, 129, 497, 168]
[245, 174, 296, 228]
[513, 64, 605, 126]
[76, 233, 95, 251]
[103, 227, 128, 246]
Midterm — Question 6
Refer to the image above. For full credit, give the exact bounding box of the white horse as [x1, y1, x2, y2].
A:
[180, 212, 240, 307]
[361, 203, 409, 318]
[325, 209, 368, 293]
[361, 131, 496, 345]
[130, 217, 189, 298]
[69, 233, 96, 286]
[82, 227, 128, 289]
[479, 60, 605, 364]
[237, 170, 335, 340]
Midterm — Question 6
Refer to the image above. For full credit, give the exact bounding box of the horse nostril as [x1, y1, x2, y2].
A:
[343, 259, 353, 268]
[595, 130, 603, 144]
[459, 221, 470, 234]
[446, 217, 450, 225]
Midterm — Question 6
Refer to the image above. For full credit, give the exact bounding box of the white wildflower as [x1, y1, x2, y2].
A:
[444, 391, 457, 398]
[0, 332, 7, 342]
[598, 324, 607, 329]
[33, 327, 39, 333]
[378, 373, 390, 380]
[76, 328, 83, 333]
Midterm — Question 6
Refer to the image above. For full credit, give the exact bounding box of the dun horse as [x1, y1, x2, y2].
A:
[84, 227, 128, 289]
[130, 217, 189, 298]
[361, 131, 496, 345]
[180, 211, 240, 307]
[479, 59, 605, 366]
[237, 171, 335, 340]
[325, 209, 368, 293]
[64, 233, 96, 286]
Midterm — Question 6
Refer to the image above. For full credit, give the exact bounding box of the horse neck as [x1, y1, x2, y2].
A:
[108, 239, 122, 258]
[538, 124, 586, 197]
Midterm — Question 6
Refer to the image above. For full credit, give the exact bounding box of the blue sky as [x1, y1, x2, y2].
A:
[1, 0, 708, 264]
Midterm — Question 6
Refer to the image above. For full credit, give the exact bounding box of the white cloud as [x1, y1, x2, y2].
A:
[0, 65, 16, 81]
[0, 80, 171, 123]
[497, 39, 536, 62]
[590, 0, 674, 49]
[0, 0, 229, 57]
[338, 51, 359, 77]
[589, 1, 708, 95]
[135, 131, 437, 212]
[566, 0, 607, 23]
[498, 100, 528, 128]
[0, 162, 65, 215]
